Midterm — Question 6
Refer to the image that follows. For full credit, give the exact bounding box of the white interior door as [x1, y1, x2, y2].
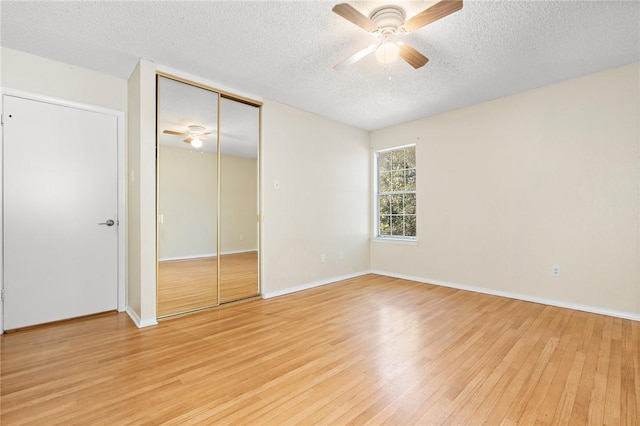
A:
[3, 95, 118, 330]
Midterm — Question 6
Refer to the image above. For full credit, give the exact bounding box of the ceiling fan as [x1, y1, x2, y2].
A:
[332, 0, 463, 70]
[163, 125, 211, 148]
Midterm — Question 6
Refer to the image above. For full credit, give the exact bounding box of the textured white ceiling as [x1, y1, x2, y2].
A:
[1, 1, 638, 131]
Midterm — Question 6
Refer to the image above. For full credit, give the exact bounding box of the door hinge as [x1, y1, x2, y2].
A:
[1, 289, 5, 301]
[1, 114, 4, 127]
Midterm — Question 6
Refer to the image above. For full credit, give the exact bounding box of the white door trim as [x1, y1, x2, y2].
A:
[0, 88, 126, 334]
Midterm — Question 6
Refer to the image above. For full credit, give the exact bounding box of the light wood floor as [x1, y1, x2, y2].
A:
[1, 274, 638, 425]
[157, 251, 258, 317]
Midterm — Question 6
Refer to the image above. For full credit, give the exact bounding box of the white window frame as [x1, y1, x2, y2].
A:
[373, 144, 417, 241]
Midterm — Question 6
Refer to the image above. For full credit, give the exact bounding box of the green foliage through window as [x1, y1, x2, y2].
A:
[376, 146, 416, 239]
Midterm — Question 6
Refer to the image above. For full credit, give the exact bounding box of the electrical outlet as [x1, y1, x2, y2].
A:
[239, 233, 244, 241]
[320, 254, 326, 263]
[552, 265, 560, 277]
[339, 251, 344, 261]
[274, 180, 280, 189]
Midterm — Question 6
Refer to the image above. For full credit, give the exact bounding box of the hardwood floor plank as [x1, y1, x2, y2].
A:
[537, 311, 585, 424]
[568, 313, 604, 424]
[1, 274, 638, 425]
[604, 320, 623, 425]
[588, 316, 614, 425]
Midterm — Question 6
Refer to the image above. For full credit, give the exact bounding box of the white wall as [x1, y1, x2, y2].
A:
[262, 100, 371, 296]
[370, 63, 640, 318]
[127, 59, 157, 327]
[1, 47, 126, 111]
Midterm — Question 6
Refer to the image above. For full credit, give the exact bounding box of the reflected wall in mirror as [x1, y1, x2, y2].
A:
[157, 76, 219, 317]
[219, 97, 260, 303]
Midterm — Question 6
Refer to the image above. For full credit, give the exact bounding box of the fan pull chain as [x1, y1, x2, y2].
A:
[385, 64, 393, 81]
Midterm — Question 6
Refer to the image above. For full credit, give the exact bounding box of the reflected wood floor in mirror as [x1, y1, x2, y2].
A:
[157, 257, 218, 317]
[157, 251, 258, 317]
[220, 251, 259, 303]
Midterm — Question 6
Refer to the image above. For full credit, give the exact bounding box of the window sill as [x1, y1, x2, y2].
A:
[371, 237, 418, 246]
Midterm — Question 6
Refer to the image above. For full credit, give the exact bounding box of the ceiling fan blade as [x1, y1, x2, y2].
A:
[332, 3, 378, 33]
[399, 44, 429, 69]
[334, 45, 377, 70]
[404, 0, 463, 32]
[183, 137, 192, 144]
[163, 130, 189, 137]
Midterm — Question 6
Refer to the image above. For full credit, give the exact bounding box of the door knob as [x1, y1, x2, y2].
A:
[98, 219, 115, 226]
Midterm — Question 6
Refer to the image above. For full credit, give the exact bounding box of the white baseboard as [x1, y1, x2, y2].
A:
[262, 271, 371, 299]
[371, 270, 640, 322]
[222, 249, 258, 256]
[158, 253, 216, 262]
[159, 249, 257, 262]
[125, 306, 158, 328]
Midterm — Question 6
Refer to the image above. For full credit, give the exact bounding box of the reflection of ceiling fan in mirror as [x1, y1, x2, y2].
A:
[163, 125, 211, 148]
[332, 0, 462, 70]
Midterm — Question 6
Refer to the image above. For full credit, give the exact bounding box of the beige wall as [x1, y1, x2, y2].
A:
[158, 147, 218, 259]
[371, 63, 640, 317]
[158, 146, 218, 260]
[127, 59, 157, 326]
[1, 47, 126, 111]
[158, 147, 258, 260]
[158, 148, 258, 259]
[221, 154, 258, 253]
[262, 100, 370, 295]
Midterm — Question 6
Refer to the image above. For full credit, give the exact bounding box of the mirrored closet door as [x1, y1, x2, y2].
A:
[219, 96, 260, 303]
[156, 75, 261, 318]
[157, 76, 219, 317]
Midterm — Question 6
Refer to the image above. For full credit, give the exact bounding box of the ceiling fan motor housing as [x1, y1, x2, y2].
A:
[187, 125, 206, 136]
[370, 5, 406, 37]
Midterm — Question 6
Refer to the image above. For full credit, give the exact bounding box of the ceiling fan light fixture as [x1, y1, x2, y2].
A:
[375, 41, 400, 64]
[191, 137, 203, 148]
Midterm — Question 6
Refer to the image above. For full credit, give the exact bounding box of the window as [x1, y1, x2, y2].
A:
[375, 145, 416, 239]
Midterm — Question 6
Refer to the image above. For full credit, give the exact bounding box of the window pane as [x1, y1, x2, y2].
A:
[379, 195, 390, 215]
[405, 147, 416, 169]
[406, 168, 416, 191]
[378, 152, 392, 172]
[379, 171, 392, 193]
[391, 215, 404, 236]
[379, 215, 391, 236]
[405, 215, 416, 237]
[404, 193, 416, 215]
[391, 149, 404, 171]
[391, 170, 405, 191]
[391, 194, 403, 215]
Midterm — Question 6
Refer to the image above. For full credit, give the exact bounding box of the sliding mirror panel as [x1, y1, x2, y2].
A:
[218, 96, 260, 303]
[157, 76, 220, 317]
